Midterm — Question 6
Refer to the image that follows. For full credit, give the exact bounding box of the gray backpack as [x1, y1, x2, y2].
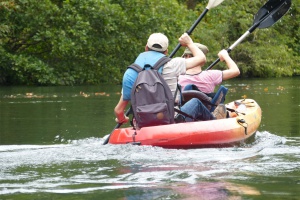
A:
[129, 56, 174, 128]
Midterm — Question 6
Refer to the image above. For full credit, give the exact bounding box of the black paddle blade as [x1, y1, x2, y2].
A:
[254, 0, 291, 29]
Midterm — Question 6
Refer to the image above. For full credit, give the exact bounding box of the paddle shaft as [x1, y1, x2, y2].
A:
[103, 107, 131, 145]
[169, 8, 209, 58]
[205, 0, 291, 71]
[205, 30, 252, 70]
[169, 0, 225, 58]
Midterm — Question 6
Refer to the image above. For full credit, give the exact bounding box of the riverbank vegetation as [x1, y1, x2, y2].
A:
[0, 0, 299, 85]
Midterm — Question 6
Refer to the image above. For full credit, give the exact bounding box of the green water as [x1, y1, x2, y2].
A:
[0, 77, 299, 199]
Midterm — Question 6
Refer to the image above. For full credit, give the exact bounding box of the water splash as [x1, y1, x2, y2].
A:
[0, 131, 299, 197]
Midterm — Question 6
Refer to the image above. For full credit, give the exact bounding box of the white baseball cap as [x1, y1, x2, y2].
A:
[147, 33, 169, 52]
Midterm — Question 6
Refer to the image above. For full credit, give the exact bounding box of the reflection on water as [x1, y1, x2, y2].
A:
[0, 131, 299, 199]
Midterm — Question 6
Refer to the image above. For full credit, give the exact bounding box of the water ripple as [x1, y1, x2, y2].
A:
[0, 131, 299, 196]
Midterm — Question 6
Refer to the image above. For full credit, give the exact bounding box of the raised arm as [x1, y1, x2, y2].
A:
[179, 33, 206, 69]
[218, 49, 240, 80]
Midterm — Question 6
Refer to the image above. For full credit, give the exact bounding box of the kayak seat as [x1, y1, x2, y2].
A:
[180, 85, 228, 112]
[181, 90, 213, 111]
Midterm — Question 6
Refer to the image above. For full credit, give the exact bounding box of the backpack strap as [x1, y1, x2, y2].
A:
[127, 56, 171, 72]
[152, 56, 172, 70]
[174, 84, 183, 107]
[128, 63, 143, 73]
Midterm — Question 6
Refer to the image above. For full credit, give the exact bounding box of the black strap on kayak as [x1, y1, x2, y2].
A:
[174, 83, 186, 111]
[226, 107, 246, 116]
[174, 107, 196, 121]
[237, 119, 248, 135]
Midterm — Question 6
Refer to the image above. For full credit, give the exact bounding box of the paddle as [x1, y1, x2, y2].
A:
[168, 0, 225, 58]
[103, 108, 131, 145]
[205, 0, 291, 70]
[103, 0, 224, 145]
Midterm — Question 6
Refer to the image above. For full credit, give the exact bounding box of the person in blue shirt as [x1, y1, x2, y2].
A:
[114, 32, 206, 124]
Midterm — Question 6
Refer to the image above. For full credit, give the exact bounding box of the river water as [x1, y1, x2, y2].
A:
[0, 77, 299, 200]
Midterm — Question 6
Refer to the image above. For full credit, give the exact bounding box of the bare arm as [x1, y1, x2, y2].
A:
[218, 49, 240, 80]
[114, 94, 129, 123]
[179, 33, 206, 69]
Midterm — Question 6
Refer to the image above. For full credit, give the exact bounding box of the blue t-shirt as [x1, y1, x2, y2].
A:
[122, 51, 166, 101]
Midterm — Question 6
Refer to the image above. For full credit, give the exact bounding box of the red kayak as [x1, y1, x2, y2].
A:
[108, 99, 262, 149]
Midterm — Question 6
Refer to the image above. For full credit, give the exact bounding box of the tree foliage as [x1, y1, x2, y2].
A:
[0, 0, 299, 85]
